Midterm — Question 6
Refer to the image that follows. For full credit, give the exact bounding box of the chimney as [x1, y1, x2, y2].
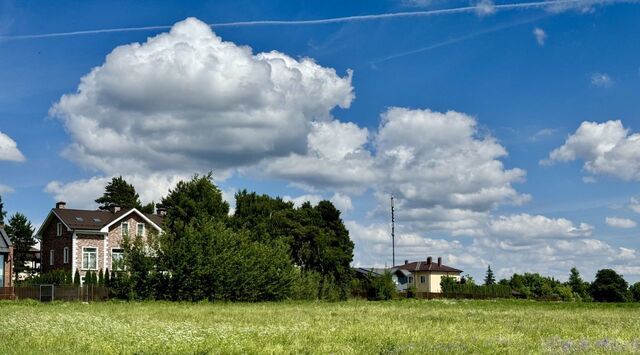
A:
[427, 256, 432, 265]
[56, 201, 66, 209]
[110, 205, 121, 213]
[438, 257, 442, 266]
[404, 260, 408, 265]
[157, 207, 167, 216]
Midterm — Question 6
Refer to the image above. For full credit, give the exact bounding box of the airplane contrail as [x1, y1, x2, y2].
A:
[371, 15, 548, 64]
[0, 0, 623, 41]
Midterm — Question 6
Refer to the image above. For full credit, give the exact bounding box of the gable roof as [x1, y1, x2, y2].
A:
[396, 260, 463, 273]
[0, 227, 12, 253]
[36, 207, 163, 236]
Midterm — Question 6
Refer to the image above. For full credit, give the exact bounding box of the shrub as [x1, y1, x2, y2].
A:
[22, 270, 71, 285]
[74, 269, 81, 285]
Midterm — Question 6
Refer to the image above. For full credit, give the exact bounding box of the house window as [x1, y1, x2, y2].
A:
[82, 247, 97, 270]
[122, 222, 129, 237]
[56, 223, 62, 236]
[137, 223, 144, 237]
[408, 276, 414, 284]
[63, 247, 69, 264]
[112, 249, 124, 271]
[49, 249, 54, 265]
[0, 254, 4, 286]
[420, 275, 426, 284]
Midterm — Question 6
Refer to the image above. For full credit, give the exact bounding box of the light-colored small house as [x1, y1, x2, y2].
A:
[395, 256, 462, 293]
[36, 201, 163, 284]
[0, 227, 13, 287]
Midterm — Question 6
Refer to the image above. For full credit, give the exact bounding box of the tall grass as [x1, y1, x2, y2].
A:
[1, 299, 639, 354]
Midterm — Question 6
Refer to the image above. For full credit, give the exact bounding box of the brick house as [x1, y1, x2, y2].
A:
[36, 202, 163, 283]
[394, 257, 462, 293]
[0, 227, 13, 287]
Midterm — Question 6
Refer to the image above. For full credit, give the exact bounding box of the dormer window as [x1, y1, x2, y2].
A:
[56, 223, 62, 236]
[122, 222, 129, 237]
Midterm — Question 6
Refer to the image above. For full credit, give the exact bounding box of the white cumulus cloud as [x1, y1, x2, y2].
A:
[50, 17, 354, 177]
[0, 131, 25, 162]
[546, 120, 640, 181]
[489, 214, 594, 239]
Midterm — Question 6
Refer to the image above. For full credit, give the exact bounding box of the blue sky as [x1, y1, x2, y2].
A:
[1, 0, 640, 282]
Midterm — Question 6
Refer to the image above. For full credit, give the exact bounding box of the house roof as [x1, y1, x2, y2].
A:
[0, 227, 12, 253]
[395, 260, 463, 273]
[36, 207, 164, 236]
[353, 267, 413, 278]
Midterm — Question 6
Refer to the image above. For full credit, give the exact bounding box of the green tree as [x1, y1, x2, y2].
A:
[590, 269, 629, 302]
[98, 269, 104, 285]
[158, 173, 229, 231]
[484, 265, 496, 286]
[0, 194, 6, 225]
[5, 213, 36, 282]
[567, 267, 589, 300]
[95, 176, 147, 211]
[104, 268, 111, 287]
[630, 282, 640, 302]
[74, 269, 81, 285]
[440, 276, 458, 290]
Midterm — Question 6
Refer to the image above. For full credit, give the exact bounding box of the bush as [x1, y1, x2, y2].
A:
[630, 282, 640, 302]
[442, 284, 512, 298]
[21, 270, 71, 285]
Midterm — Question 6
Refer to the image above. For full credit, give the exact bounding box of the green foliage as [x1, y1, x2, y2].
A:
[440, 276, 457, 289]
[590, 269, 630, 302]
[95, 176, 148, 211]
[104, 268, 111, 288]
[5, 212, 36, 280]
[460, 274, 475, 285]
[158, 173, 229, 230]
[484, 265, 495, 285]
[74, 269, 81, 285]
[231, 191, 354, 298]
[349, 270, 396, 301]
[442, 283, 512, 298]
[630, 282, 640, 302]
[566, 267, 590, 301]
[98, 269, 104, 286]
[22, 270, 71, 285]
[0, 194, 6, 225]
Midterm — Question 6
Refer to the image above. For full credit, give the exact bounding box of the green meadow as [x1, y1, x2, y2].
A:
[1, 299, 640, 354]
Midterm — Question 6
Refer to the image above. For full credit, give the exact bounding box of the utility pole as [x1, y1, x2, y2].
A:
[391, 194, 395, 267]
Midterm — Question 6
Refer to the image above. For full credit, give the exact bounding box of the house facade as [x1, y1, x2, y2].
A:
[37, 202, 163, 283]
[395, 257, 462, 293]
[0, 227, 13, 287]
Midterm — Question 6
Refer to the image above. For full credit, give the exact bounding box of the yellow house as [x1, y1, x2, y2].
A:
[396, 256, 462, 293]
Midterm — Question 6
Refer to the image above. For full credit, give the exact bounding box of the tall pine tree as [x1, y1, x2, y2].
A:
[5, 213, 36, 282]
[95, 176, 154, 213]
[484, 265, 496, 285]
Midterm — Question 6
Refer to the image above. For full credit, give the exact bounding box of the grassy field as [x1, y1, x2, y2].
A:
[1, 299, 640, 354]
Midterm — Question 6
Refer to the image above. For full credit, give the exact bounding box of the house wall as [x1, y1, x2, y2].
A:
[1, 248, 12, 287]
[428, 272, 461, 293]
[41, 213, 72, 274]
[106, 213, 154, 272]
[74, 234, 105, 280]
[410, 271, 461, 293]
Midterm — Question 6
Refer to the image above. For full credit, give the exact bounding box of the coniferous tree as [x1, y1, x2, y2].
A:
[484, 265, 496, 286]
[104, 268, 111, 287]
[98, 269, 104, 285]
[0, 194, 6, 225]
[567, 267, 589, 300]
[74, 269, 81, 285]
[95, 176, 145, 211]
[5, 213, 36, 282]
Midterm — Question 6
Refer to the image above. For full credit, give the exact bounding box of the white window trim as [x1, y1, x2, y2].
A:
[137, 223, 145, 237]
[56, 223, 62, 237]
[49, 249, 54, 266]
[63, 247, 69, 264]
[82, 247, 98, 270]
[121, 222, 129, 237]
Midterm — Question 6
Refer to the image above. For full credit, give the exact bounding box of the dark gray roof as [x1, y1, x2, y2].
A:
[50, 208, 163, 232]
[0, 227, 12, 253]
[396, 260, 463, 273]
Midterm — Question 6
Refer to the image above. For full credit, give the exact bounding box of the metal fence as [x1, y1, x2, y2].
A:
[0, 285, 109, 302]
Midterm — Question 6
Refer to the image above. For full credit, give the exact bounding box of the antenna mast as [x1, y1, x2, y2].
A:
[391, 194, 395, 267]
